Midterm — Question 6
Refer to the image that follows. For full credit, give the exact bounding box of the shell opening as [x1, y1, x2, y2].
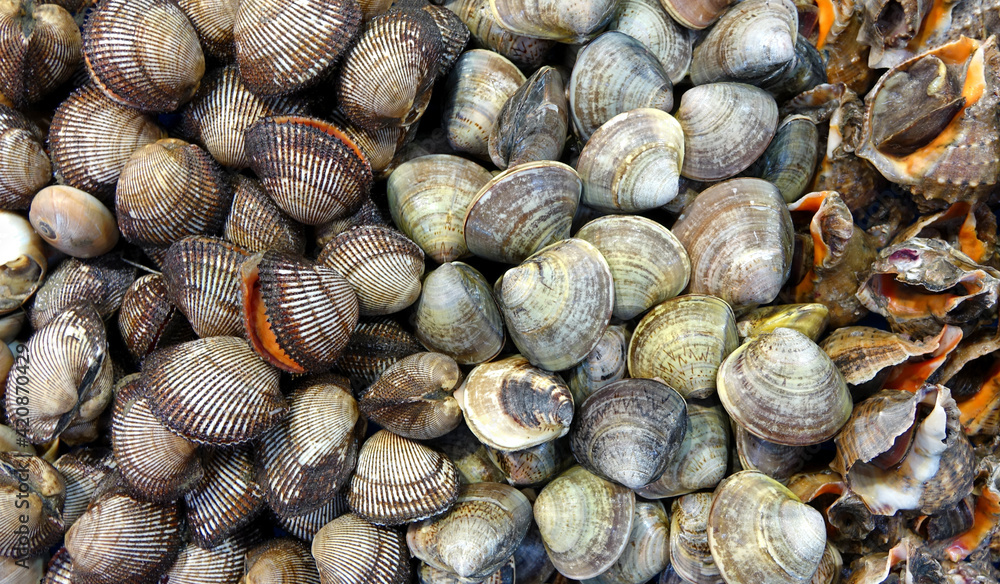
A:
[241, 262, 302, 373]
[869, 274, 986, 318]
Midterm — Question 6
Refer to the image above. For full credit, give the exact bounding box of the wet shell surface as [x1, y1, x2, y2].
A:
[584, 500, 671, 584]
[243, 538, 321, 584]
[28, 253, 135, 330]
[0, 210, 47, 314]
[0, 452, 65, 558]
[162, 236, 249, 339]
[443, 0, 555, 69]
[488, 64, 568, 170]
[637, 403, 729, 499]
[313, 513, 412, 584]
[566, 324, 630, 405]
[488, 0, 617, 43]
[118, 273, 189, 362]
[184, 446, 265, 549]
[224, 174, 306, 255]
[607, 0, 692, 84]
[29, 185, 119, 258]
[0, 105, 50, 210]
[0, 0, 81, 107]
[335, 317, 424, 391]
[177, 0, 239, 60]
[668, 493, 721, 584]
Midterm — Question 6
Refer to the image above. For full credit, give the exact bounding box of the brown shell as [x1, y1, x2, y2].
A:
[48, 84, 166, 200]
[118, 273, 192, 362]
[224, 175, 306, 255]
[420, 2, 469, 76]
[819, 325, 937, 399]
[116, 138, 231, 247]
[488, 65, 567, 170]
[334, 317, 424, 392]
[245, 115, 373, 226]
[163, 533, 258, 584]
[243, 539, 321, 584]
[53, 448, 115, 529]
[336, 9, 443, 130]
[82, 0, 205, 112]
[41, 546, 75, 584]
[443, 0, 555, 69]
[184, 446, 266, 549]
[276, 492, 351, 541]
[359, 352, 463, 440]
[0, 1, 81, 107]
[0, 104, 51, 209]
[177, 0, 239, 60]
[429, 423, 507, 485]
[331, 111, 410, 177]
[485, 439, 572, 487]
[234, 0, 360, 96]
[313, 513, 412, 584]
[0, 452, 65, 558]
[315, 193, 392, 249]
[162, 235, 250, 338]
[141, 336, 286, 445]
[29, 254, 136, 330]
[347, 429, 460, 525]
[318, 225, 425, 316]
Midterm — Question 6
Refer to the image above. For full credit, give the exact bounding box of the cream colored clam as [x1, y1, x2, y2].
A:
[565, 324, 630, 405]
[583, 500, 670, 584]
[608, 0, 692, 84]
[443, 49, 525, 159]
[637, 403, 729, 499]
[488, 0, 617, 42]
[669, 493, 721, 584]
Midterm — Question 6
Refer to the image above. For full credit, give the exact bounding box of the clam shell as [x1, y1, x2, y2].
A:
[315, 193, 393, 249]
[668, 493, 722, 584]
[748, 115, 820, 204]
[443, 0, 555, 69]
[488, 0, 617, 42]
[736, 303, 830, 342]
[0, 105, 50, 210]
[637, 403, 729, 499]
[184, 445, 265, 549]
[513, 521, 556, 584]
[29, 185, 119, 258]
[163, 533, 257, 584]
[443, 49, 526, 159]
[419, 559, 514, 584]
[277, 493, 351, 542]
[53, 449, 115, 529]
[141, 336, 286, 445]
[333, 111, 410, 177]
[407, 482, 531, 580]
[607, 0, 692, 84]
[243, 539, 321, 584]
[0, 452, 65, 558]
[0, 211, 47, 314]
[224, 175, 306, 255]
[234, 0, 360, 96]
[177, 0, 238, 60]
[488, 65, 568, 170]
[565, 324, 630, 405]
[162, 236, 250, 338]
[29, 254, 136, 330]
[534, 465, 635, 580]
[584, 500, 671, 584]
[659, 0, 731, 29]
[485, 439, 571, 487]
[348, 429, 460, 525]
[0, 1, 81, 107]
[334, 317, 424, 392]
[429, 423, 507, 485]
[313, 513, 411, 584]
[82, 0, 205, 112]
[360, 352, 464, 440]
[245, 116, 373, 226]
[733, 425, 815, 483]
[118, 273, 191, 362]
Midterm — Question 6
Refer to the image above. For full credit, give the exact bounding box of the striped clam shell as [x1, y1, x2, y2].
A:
[65, 475, 183, 584]
[0, 452, 65, 558]
[347, 429, 460, 525]
[359, 352, 464, 440]
[177, 0, 239, 60]
[41, 546, 74, 584]
[116, 138, 231, 247]
[0, 105, 51, 210]
[118, 273, 192, 362]
[82, 0, 205, 112]
[337, 9, 443, 130]
[258, 377, 361, 517]
[312, 513, 412, 584]
[418, 2, 470, 76]
[332, 111, 410, 176]
[4, 304, 112, 444]
[569, 324, 643, 403]
[240, 251, 360, 374]
[318, 225, 425, 316]
[234, 0, 360, 96]
[111, 375, 204, 503]
[224, 175, 307, 255]
[443, 0, 555, 70]
[162, 236, 250, 338]
[162, 531, 259, 584]
[245, 116, 373, 226]
[29, 254, 136, 330]
[243, 539, 321, 584]
[315, 192, 392, 250]
[141, 336, 286, 445]
[53, 448, 116, 530]
[276, 492, 350, 542]
[48, 84, 166, 201]
[334, 317, 424, 393]
[181, 65, 308, 170]
[0, 1, 81, 107]
[185, 446, 266, 549]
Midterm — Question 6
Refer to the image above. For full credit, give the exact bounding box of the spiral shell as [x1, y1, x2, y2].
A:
[0, 105, 50, 210]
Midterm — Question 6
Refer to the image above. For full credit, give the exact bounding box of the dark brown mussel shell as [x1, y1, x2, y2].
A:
[162, 235, 250, 338]
[245, 116, 373, 226]
[359, 352, 463, 440]
[118, 273, 192, 362]
[177, 0, 239, 60]
[242, 538, 321, 584]
[0, 0, 81, 107]
[0, 452, 65, 557]
[224, 174, 307, 255]
[29, 254, 136, 330]
[240, 250, 360, 374]
[140, 336, 286, 445]
[313, 513, 411, 584]
[185, 445, 266, 549]
[334, 317, 424, 393]
[0, 105, 51, 209]
[53, 448, 115, 530]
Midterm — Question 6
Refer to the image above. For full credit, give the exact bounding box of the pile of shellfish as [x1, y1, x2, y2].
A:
[2, 0, 1000, 582]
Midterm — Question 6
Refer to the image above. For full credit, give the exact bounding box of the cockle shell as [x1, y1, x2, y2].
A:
[0, 105, 50, 210]
[313, 513, 412, 584]
[185, 446, 265, 549]
[29, 253, 135, 330]
[162, 236, 249, 339]
[0, 0, 81, 107]
[223, 175, 307, 255]
[177, 0, 239, 60]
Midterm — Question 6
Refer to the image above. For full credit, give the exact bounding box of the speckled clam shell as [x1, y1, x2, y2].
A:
[177, 0, 238, 60]
[141, 336, 286, 445]
[569, 32, 674, 142]
[181, 65, 308, 170]
[162, 236, 250, 338]
[0, 452, 65, 558]
[584, 500, 670, 584]
[388, 154, 493, 264]
[163, 533, 258, 584]
[675, 83, 778, 181]
[118, 274, 191, 362]
[488, 65, 568, 170]
[234, 0, 359, 96]
[566, 324, 630, 405]
[65, 476, 183, 584]
[360, 352, 463, 440]
[413, 262, 505, 366]
[718, 328, 852, 446]
[184, 446, 265, 549]
[244, 539, 321, 584]
[318, 225, 424, 316]
[708, 471, 827, 584]
[116, 138, 231, 247]
[348, 429, 459, 525]
[575, 109, 684, 213]
[0, 0, 81, 107]
[637, 403, 729, 499]
[443, 0, 555, 69]
[465, 161, 580, 264]
[608, 0, 692, 84]
[313, 513, 412, 584]
[240, 251, 360, 373]
[459, 355, 574, 451]
[443, 49, 526, 159]
[223, 175, 306, 255]
[29, 254, 136, 330]
[258, 377, 360, 517]
[0, 105, 50, 209]
[672, 178, 794, 309]
[337, 9, 442, 130]
[576, 215, 689, 319]
[335, 317, 424, 392]
[83, 0, 205, 112]
[4, 304, 112, 444]
[488, 0, 617, 42]
[659, 0, 731, 29]
[628, 295, 738, 400]
[245, 116, 373, 226]
[407, 482, 531, 580]
[668, 493, 721, 584]
[534, 465, 635, 580]
[53, 449, 115, 530]
[49, 85, 166, 200]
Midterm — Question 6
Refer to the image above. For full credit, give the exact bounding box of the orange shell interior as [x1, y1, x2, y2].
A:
[241, 263, 304, 373]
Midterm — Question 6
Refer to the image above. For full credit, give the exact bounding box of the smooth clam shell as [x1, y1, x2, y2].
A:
[571, 378, 688, 489]
[313, 513, 411, 584]
[443, 49, 526, 159]
[459, 355, 574, 451]
[637, 403, 729, 499]
[495, 238, 613, 371]
[335, 317, 424, 392]
[565, 324, 630, 405]
[243, 539, 321, 584]
[488, 65, 568, 169]
[734, 425, 815, 483]
[184, 446, 266, 549]
[568, 32, 673, 142]
[0, 1, 81, 107]
[30, 185, 118, 258]
[223, 174, 306, 255]
[576, 215, 689, 319]
[443, 0, 555, 69]
[488, 0, 617, 42]
[177, 0, 238, 60]
[627, 295, 738, 400]
[583, 500, 671, 584]
[407, 482, 531, 580]
[485, 439, 571, 487]
[0, 452, 65, 558]
[465, 161, 581, 264]
[29, 254, 135, 330]
[668, 493, 721, 584]
[534, 465, 635, 580]
[675, 83, 778, 181]
[718, 328, 852, 446]
[388, 155, 493, 264]
[736, 303, 829, 342]
[0, 105, 50, 209]
[608, 0, 692, 84]
[748, 115, 820, 204]
[0, 211, 46, 314]
[162, 236, 249, 339]
[575, 109, 684, 214]
[659, 0, 731, 29]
